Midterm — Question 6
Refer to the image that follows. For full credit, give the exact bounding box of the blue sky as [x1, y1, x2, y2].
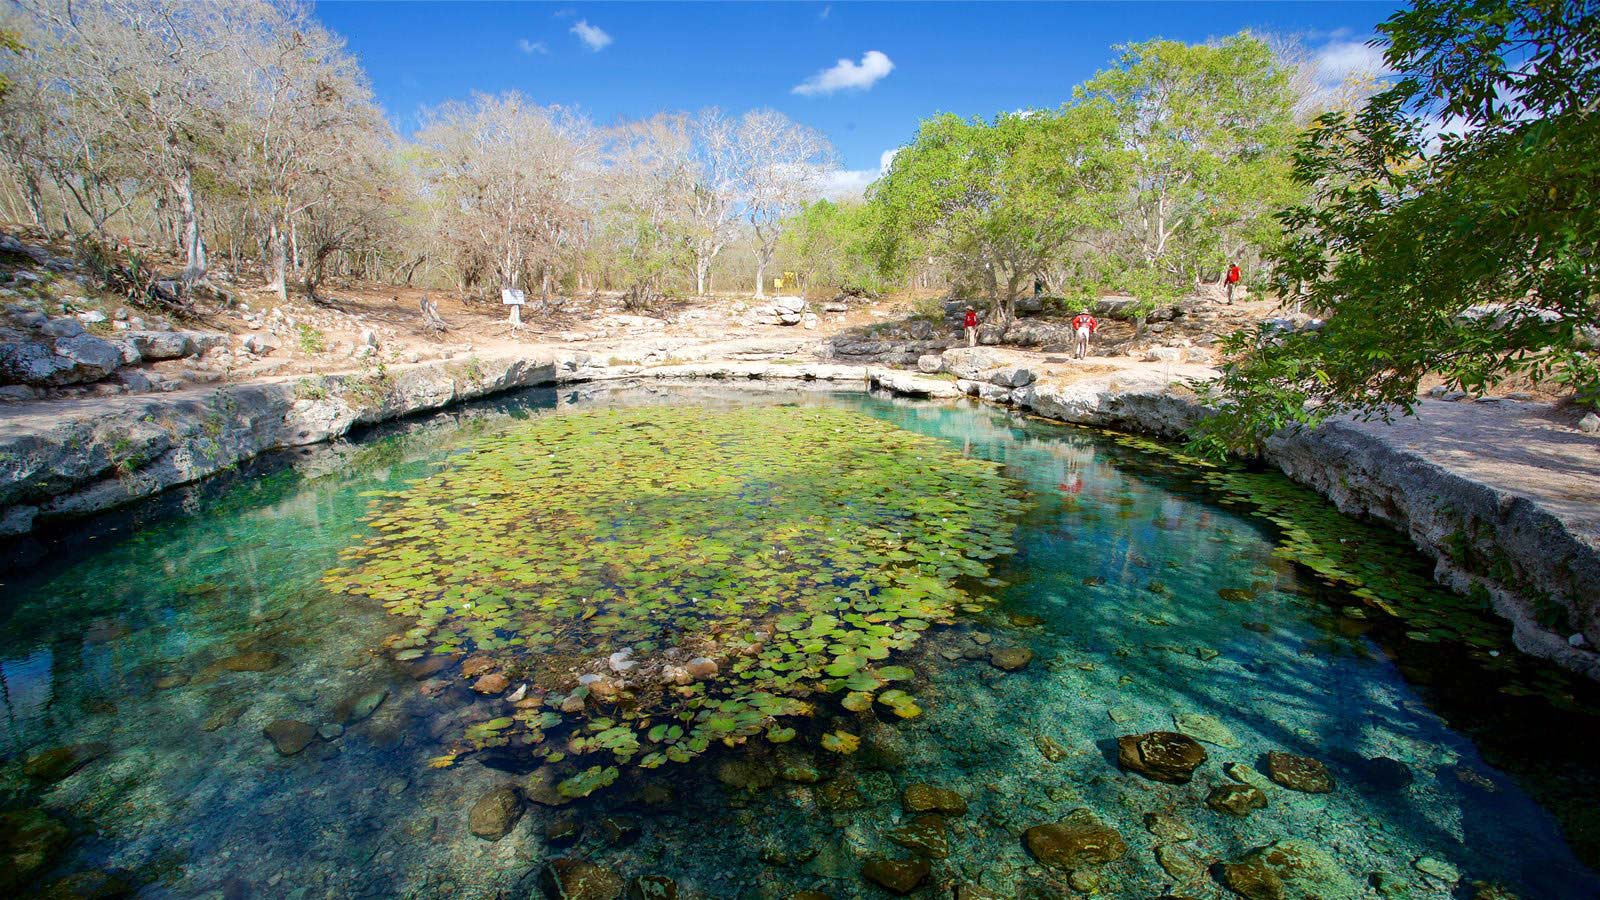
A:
[316, 1, 1401, 190]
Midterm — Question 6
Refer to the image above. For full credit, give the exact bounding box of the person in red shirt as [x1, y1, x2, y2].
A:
[963, 306, 978, 347]
[1226, 262, 1241, 304]
[1071, 309, 1098, 360]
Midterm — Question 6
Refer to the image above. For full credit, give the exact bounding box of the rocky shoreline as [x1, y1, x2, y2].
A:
[2, 348, 1595, 680]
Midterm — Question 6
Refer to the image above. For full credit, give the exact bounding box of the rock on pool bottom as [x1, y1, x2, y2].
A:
[0, 384, 1597, 899]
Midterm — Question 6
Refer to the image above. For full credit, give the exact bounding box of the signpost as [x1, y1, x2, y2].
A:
[501, 287, 526, 329]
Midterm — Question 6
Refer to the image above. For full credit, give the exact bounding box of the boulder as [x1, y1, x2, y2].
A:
[52, 334, 122, 380]
[940, 347, 1005, 379]
[958, 379, 1016, 404]
[916, 354, 943, 374]
[126, 331, 192, 361]
[1024, 808, 1128, 870]
[44, 318, 85, 338]
[771, 295, 806, 313]
[243, 333, 280, 355]
[1116, 731, 1208, 784]
[468, 784, 523, 840]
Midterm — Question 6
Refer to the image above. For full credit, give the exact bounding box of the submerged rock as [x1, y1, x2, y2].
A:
[1173, 712, 1239, 748]
[1144, 812, 1194, 843]
[1154, 843, 1204, 882]
[860, 856, 930, 895]
[599, 815, 640, 846]
[24, 742, 109, 783]
[545, 816, 582, 845]
[204, 651, 282, 675]
[0, 809, 71, 894]
[887, 814, 949, 858]
[1266, 751, 1334, 793]
[1357, 756, 1414, 791]
[332, 687, 388, 724]
[902, 782, 968, 815]
[715, 758, 775, 792]
[1207, 782, 1268, 817]
[626, 875, 677, 900]
[1219, 839, 1362, 900]
[471, 672, 510, 694]
[263, 720, 316, 756]
[988, 646, 1034, 671]
[1024, 808, 1128, 870]
[539, 858, 623, 900]
[1117, 731, 1208, 783]
[468, 785, 523, 840]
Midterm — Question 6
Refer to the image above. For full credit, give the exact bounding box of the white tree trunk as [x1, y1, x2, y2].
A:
[269, 220, 288, 301]
[173, 168, 207, 283]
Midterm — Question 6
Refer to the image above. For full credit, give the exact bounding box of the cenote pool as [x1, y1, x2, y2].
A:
[3, 384, 1599, 899]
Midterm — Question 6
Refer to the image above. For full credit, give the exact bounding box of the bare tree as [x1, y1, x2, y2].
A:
[737, 109, 834, 297]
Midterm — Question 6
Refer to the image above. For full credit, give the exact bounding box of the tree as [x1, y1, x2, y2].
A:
[1196, 0, 1600, 455]
[683, 108, 741, 295]
[869, 106, 1119, 327]
[17, 0, 275, 283]
[413, 93, 594, 303]
[738, 109, 833, 297]
[1078, 34, 1301, 292]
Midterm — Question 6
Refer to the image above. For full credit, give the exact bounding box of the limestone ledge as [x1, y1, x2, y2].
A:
[1, 355, 1596, 681]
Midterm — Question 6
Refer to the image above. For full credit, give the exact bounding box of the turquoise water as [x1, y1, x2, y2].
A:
[2, 384, 1598, 898]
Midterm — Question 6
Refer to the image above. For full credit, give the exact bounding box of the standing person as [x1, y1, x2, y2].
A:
[1071, 309, 1098, 359]
[963, 306, 978, 347]
[1226, 262, 1241, 304]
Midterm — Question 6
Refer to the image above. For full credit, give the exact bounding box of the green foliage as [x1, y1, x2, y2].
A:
[324, 406, 1021, 790]
[1078, 34, 1302, 293]
[1198, 0, 1600, 453]
[869, 105, 1120, 324]
[295, 324, 326, 355]
[0, 28, 21, 100]
[778, 199, 887, 297]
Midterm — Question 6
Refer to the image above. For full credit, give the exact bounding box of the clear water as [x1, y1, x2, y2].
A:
[3, 384, 1598, 899]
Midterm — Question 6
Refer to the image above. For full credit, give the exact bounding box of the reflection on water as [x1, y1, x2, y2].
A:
[0, 383, 1597, 899]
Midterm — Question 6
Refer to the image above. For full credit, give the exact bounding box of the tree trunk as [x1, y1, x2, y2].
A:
[268, 220, 288, 301]
[171, 168, 207, 283]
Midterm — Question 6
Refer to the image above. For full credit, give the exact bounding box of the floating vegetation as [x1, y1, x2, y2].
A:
[324, 406, 1021, 782]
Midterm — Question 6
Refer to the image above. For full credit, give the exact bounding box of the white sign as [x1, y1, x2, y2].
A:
[500, 288, 526, 306]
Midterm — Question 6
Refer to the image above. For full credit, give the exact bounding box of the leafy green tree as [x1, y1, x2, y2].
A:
[779, 199, 886, 298]
[1197, 0, 1600, 454]
[1078, 34, 1301, 292]
[869, 105, 1119, 326]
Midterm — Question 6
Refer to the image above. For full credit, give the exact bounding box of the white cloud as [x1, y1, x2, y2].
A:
[792, 50, 894, 97]
[517, 38, 548, 56]
[821, 148, 900, 200]
[819, 5, 831, 20]
[570, 19, 612, 52]
[1311, 40, 1391, 90]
